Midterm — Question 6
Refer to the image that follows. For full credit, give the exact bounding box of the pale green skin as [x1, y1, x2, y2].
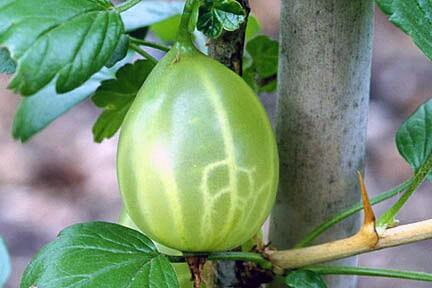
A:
[117, 45, 279, 252]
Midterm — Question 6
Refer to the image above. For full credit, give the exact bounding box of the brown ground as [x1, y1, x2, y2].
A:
[0, 4, 431, 288]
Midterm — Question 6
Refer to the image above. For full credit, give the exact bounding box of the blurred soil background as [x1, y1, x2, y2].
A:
[0, 2, 431, 287]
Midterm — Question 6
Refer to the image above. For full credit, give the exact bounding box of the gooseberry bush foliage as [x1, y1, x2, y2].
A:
[0, 0, 432, 287]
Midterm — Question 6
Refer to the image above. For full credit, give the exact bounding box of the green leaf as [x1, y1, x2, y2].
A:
[0, 47, 16, 74]
[150, 15, 182, 43]
[0, 237, 11, 287]
[243, 66, 259, 92]
[376, 0, 394, 15]
[106, 35, 129, 68]
[121, 1, 185, 32]
[245, 16, 261, 40]
[376, 0, 432, 61]
[285, 270, 327, 288]
[118, 209, 193, 287]
[12, 56, 131, 142]
[243, 35, 279, 93]
[21, 222, 179, 288]
[246, 35, 278, 78]
[396, 98, 432, 181]
[92, 59, 155, 142]
[211, 0, 246, 31]
[197, 0, 246, 38]
[197, 11, 224, 38]
[0, 0, 124, 96]
[308, 265, 432, 283]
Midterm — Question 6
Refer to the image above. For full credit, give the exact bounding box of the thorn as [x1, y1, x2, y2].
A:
[357, 171, 376, 226]
[356, 172, 379, 247]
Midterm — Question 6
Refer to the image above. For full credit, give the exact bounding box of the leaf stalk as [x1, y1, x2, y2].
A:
[307, 265, 432, 282]
[116, 0, 142, 13]
[176, 0, 199, 48]
[129, 37, 170, 52]
[377, 153, 432, 230]
[129, 43, 158, 64]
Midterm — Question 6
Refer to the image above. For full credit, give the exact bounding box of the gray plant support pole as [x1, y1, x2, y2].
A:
[269, 1, 374, 287]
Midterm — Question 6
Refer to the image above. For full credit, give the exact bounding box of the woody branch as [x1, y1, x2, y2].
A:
[267, 173, 432, 271]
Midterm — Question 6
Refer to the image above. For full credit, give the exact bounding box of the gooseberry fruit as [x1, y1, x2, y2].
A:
[117, 41, 278, 252]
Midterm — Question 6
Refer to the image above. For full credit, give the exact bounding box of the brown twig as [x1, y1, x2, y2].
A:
[187, 256, 207, 288]
[207, 0, 250, 75]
